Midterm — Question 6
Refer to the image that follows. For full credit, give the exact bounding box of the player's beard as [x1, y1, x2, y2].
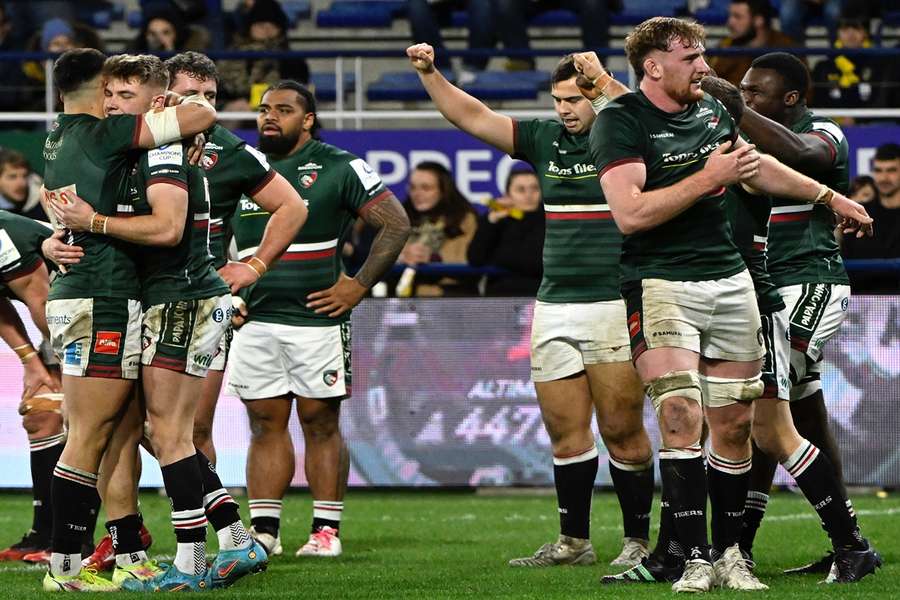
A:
[259, 130, 300, 157]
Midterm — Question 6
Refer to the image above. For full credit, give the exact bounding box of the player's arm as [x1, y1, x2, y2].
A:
[742, 149, 873, 237]
[0, 297, 57, 396]
[135, 95, 217, 150]
[407, 43, 515, 154]
[600, 141, 759, 234]
[572, 52, 630, 110]
[48, 186, 188, 247]
[306, 193, 411, 317]
[6, 264, 51, 340]
[701, 75, 834, 174]
[218, 172, 309, 293]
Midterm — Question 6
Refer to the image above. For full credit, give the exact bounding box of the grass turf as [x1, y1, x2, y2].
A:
[0, 490, 897, 598]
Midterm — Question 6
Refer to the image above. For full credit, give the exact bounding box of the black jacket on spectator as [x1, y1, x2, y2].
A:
[842, 202, 900, 293]
[467, 209, 544, 296]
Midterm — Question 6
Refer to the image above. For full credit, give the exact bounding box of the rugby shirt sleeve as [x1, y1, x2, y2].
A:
[589, 106, 645, 178]
[342, 156, 391, 215]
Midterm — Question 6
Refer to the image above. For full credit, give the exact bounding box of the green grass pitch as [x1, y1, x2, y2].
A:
[0, 490, 897, 598]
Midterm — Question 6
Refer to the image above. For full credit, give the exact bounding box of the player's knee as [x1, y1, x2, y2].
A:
[715, 413, 753, 449]
[245, 403, 288, 437]
[645, 370, 702, 416]
[598, 416, 643, 452]
[22, 411, 63, 438]
[300, 410, 341, 441]
[700, 373, 764, 408]
[751, 423, 790, 462]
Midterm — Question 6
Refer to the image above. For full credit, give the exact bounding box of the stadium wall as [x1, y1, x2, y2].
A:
[2, 297, 898, 489]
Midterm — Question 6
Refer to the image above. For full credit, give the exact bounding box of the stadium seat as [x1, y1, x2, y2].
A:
[367, 71, 455, 101]
[282, 1, 313, 23]
[692, 0, 730, 25]
[316, 1, 406, 28]
[450, 9, 579, 28]
[309, 72, 356, 102]
[611, 0, 686, 25]
[460, 71, 546, 100]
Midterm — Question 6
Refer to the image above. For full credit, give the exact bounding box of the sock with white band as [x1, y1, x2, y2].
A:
[312, 501, 344, 533]
[553, 445, 599, 540]
[608, 454, 654, 541]
[707, 450, 752, 554]
[250, 499, 282, 537]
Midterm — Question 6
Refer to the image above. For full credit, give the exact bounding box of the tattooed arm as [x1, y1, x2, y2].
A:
[306, 193, 410, 316]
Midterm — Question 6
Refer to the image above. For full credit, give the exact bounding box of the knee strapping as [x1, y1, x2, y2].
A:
[18, 392, 63, 416]
[645, 370, 702, 414]
[700, 373, 764, 407]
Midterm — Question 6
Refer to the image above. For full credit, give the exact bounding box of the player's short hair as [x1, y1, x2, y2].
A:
[731, 0, 773, 25]
[749, 52, 810, 98]
[625, 17, 706, 79]
[874, 143, 900, 162]
[53, 48, 107, 94]
[265, 79, 321, 138]
[0, 149, 29, 174]
[102, 54, 169, 92]
[550, 55, 578, 85]
[164, 51, 219, 86]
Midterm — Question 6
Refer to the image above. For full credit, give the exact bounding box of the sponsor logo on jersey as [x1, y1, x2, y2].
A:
[160, 300, 196, 348]
[350, 158, 382, 191]
[64, 342, 82, 365]
[546, 161, 595, 176]
[94, 331, 122, 355]
[299, 172, 318, 188]
[201, 152, 219, 170]
[841, 297, 849, 311]
[0, 229, 22, 268]
[148, 144, 183, 167]
[323, 369, 339, 386]
[650, 131, 674, 139]
[297, 161, 324, 171]
[193, 353, 214, 369]
[696, 106, 713, 119]
[47, 314, 72, 325]
[213, 308, 225, 323]
[240, 198, 262, 212]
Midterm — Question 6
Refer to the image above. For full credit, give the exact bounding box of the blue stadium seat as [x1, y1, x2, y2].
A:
[367, 71, 455, 101]
[611, 0, 686, 25]
[282, 1, 312, 23]
[458, 71, 545, 100]
[309, 72, 357, 102]
[451, 8, 579, 27]
[316, 1, 406, 28]
[693, 0, 730, 25]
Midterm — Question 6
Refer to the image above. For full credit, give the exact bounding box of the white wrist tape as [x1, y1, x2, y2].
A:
[180, 93, 215, 111]
[143, 106, 183, 146]
[590, 94, 610, 114]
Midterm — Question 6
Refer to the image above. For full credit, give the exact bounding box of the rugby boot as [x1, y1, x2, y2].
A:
[784, 550, 833, 575]
[672, 559, 715, 593]
[42, 568, 117, 592]
[208, 539, 268, 588]
[822, 541, 882, 583]
[121, 563, 210, 592]
[296, 526, 342, 558]
[508, 535, 595, 567]
[610, 537, 650, 567]
[0, 530, 49, 561]
[713, 544, 768, 590]
[601, 553, 684, 584]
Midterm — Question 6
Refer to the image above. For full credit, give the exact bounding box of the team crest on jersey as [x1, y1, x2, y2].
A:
[201, 152, 219, 170]
[300, 172, 318, 188]
[707, 116, 720, 129]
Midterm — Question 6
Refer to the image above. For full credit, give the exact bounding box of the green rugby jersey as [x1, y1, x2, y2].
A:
[513, 119, 620, 303]
[232, 138, 390, 327]
[127, 143, 228, 307]
[768, 111, 850, 287]
[725, 185, 784, 314]
[202, 124, 275, 269]
[42, 113, 142, 300]
[0, 210, 53, 297]
[589, 91, 745, 283]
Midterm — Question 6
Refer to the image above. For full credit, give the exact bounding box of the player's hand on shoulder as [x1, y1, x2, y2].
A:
[831, 193, 874, 238]
[186, 133, 206, 166]
[48, 191, 95, 232]
[703, 140, 759, 187]
[700, 76, 745, 125]
[306, 273, 367, 317]
[41, 229, 83, 268]
[407, 43, 435, 73]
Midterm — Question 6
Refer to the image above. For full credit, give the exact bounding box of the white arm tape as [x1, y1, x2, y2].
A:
[590, 94, 610, 114]
[143, 106, 183, 146]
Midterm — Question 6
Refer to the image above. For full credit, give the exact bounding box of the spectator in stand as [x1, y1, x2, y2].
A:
[218, 0, 309, 111]
[467, 169, 544, 296]
[709, 0, 796, 87]
[779, 0, 845, 43]
[128, 5, 209, 53]
[408, 1, 495, 84]
[842, 144, 900, 293]
[849, 175, 877, 205]
[811, 15, 885, 113]
[0, 150, 47, 222]
[397, 162, 478, 297]
[495, 1, 621, 71]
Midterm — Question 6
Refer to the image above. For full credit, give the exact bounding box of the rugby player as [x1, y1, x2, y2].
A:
[49, 52, 269, 591]
[40, 48, 217, 591]
[702, 52, 882, 583]
[0, 211, 68, 563]
[163, 51, 307, 467]
[589, 18, 871, 592]
[407, 43, 656, 568]
[228, 80, 409, 558]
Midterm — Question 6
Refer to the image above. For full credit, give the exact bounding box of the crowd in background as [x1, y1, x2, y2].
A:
[0, 0, 897, 295]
